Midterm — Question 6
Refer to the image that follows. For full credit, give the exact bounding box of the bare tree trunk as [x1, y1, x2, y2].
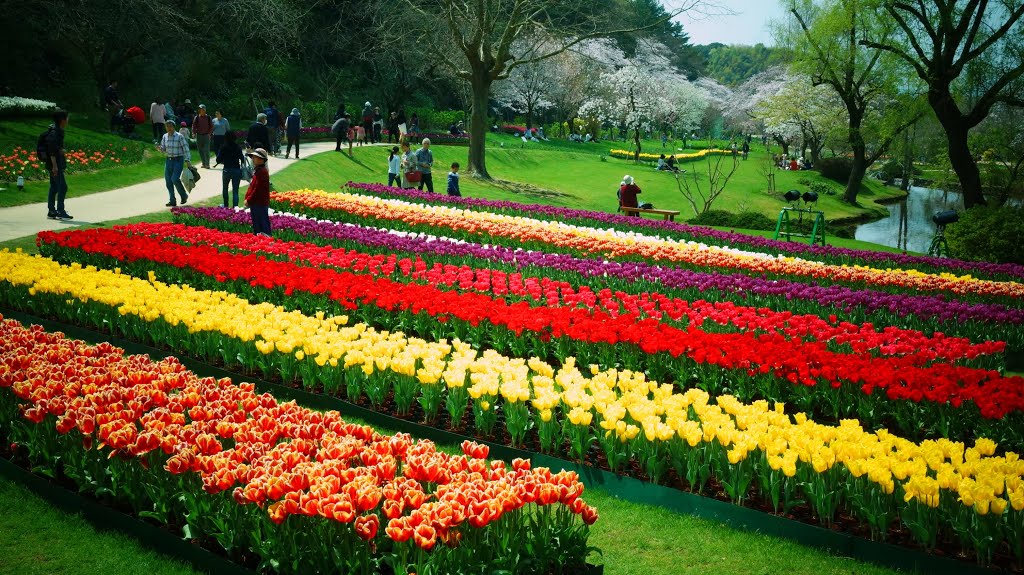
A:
[633, 129, 642, 162]
[901, 126, 913, 191]
[468, 69, 491, 178]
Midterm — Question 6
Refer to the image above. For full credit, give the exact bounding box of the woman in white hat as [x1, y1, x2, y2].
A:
[619, 175, 642, 217]
[244, 148, 272, 236]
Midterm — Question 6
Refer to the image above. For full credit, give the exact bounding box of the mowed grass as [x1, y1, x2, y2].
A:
[0, 118, 197, 208]
[0, 478, 199, 575]
[271, 146, 911, 253]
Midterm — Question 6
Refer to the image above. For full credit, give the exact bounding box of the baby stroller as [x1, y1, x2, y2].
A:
[115, 106, 145, 138]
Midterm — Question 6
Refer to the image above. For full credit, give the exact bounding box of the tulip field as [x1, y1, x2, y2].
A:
[2, 181, 1024, 572]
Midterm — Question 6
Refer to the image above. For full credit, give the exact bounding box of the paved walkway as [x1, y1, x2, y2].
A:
[0, 141, 343, 243]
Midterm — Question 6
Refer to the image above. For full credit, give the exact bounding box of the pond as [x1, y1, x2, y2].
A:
[853, 186, 962, 253]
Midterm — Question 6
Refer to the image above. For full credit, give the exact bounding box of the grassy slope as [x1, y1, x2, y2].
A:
[272, 146, 911, 254]
[0, 118, 196, 208]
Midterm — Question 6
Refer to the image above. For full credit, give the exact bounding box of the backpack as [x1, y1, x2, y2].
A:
[36, 127, 54, 163]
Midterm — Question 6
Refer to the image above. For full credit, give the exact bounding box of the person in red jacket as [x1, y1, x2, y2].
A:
[618, 174, 641, 217]
[245, 148, 272, 236]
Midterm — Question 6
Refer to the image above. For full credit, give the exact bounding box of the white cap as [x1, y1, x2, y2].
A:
[623, 175, 634, 185]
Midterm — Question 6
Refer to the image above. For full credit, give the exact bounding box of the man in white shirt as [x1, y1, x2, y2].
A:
[150, 98, 166, 144]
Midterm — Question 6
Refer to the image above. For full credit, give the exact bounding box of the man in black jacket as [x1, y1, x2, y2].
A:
[246, 113, 270, 151]
[44, 109, 72, 220]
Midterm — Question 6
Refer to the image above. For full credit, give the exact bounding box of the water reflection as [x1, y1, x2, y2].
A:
[854, 186, 963, 253]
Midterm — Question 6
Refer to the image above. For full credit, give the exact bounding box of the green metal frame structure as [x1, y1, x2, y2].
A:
[928, 225, 951, 257]
[773, 207, 826, 246]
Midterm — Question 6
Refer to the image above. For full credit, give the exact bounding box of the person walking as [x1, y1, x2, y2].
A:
[104, 81, 123, 131]
[264, 101, 282, 155]
[415, 138, 434, 193]
[372, 106, 383, 144]
[149, 98, 166, 144]
[618, 175, 641, 217]
[387, 146, 401, 187]
[410, 112, 420, 135]
[43, 109, 72, 220]
[361, 101, 374, 145]
[285, 107, 302, 159]
[211, 110, 230, 166]
[332, 113, 351, 154]
[192, 104, 214, 168]
[400, 141, 417, 189]
[246, 113, 270, 151]
[386, 111, 400, 144]
[217, 131, 245, 208]
[447, 162, 461, 197]
[245, 148, 272, 236]
[741, 140, 750, 160]
[157, 120, 191, 207]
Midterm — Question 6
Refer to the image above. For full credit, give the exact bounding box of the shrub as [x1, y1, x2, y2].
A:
[688, 210, 776, 231]
[946, 205, 1024, 264]
[798, 178, 838, 196]
[818, 157, 853, 182]
[688, 210, 735, 227]
[731, 211, 777, 231]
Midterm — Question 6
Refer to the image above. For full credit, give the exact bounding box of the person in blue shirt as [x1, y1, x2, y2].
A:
[447, 162, 461, 197]
[264, 101, 282, 155]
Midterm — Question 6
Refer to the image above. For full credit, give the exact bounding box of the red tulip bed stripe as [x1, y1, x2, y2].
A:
[47, 222, 1006, 367]
[268, 190, 1024, 304]
[37, 227, 1024, 439]
[0, 315, 596, 574]
[173, 207, 1024, 354]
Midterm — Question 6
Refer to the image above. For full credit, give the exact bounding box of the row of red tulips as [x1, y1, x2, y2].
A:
[0, 315, 597, 574]
[52, 223, 1006, 367]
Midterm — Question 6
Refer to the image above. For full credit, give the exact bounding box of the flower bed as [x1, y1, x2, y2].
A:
[0, 96, 57, 117]
[608, 148, 732, 162]
[0, 313, 597, 574]
[171, 206, 1024, 352]
[269, 190, 1024, 303]
[342, 182, 1024, 283]
[1, 291, 1022, 566]
[0, 143, 146, 182]
[33, 228, 1024, 453]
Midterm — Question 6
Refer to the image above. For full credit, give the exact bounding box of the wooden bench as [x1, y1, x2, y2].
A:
[619, 207, 682, 221]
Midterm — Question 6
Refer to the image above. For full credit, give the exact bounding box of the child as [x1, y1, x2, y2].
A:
[178, 121, 192, 142]
[355, 124, 366, 146]
[447, 162, 461, 197]
[387, 146, 401, 187]
[244, 148, 272, 236]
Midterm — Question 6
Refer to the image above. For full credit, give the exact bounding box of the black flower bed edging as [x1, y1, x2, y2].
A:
[0, 307, 1006, 575]
[0, 456, 255, 575]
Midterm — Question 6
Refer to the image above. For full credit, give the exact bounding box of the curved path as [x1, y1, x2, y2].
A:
[0, 141, 343, 243]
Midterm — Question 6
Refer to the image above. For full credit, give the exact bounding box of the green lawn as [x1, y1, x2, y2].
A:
[273, 145, 906, 234]
[0, 118, 196, 208]
[0, 478, 198, 575]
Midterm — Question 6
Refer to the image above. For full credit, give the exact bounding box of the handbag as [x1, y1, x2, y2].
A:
[240, 155, 254, 181]
[405, 170, 422, 183]
[188, 165, 201, 183]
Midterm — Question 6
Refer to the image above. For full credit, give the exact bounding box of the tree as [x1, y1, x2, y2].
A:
[492, 43, 557, 129]
[390, 0, 710, 178]
[581, 65, 669, 160]
[755, 73, 847, 164]
[675, 141, 741, 216]
[786, 0, 922, 204]
[860, 0, 1024, 208]
[26, 0, 191, 104]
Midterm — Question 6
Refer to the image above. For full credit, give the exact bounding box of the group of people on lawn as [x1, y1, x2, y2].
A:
[385, 139, 461, 197]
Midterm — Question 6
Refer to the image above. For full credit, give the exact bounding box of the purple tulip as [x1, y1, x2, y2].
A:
[344, 182, 1024, 282]
[171, 207, 1024, 335]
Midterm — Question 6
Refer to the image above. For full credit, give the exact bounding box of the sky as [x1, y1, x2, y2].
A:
[674, 1, 786, 46]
